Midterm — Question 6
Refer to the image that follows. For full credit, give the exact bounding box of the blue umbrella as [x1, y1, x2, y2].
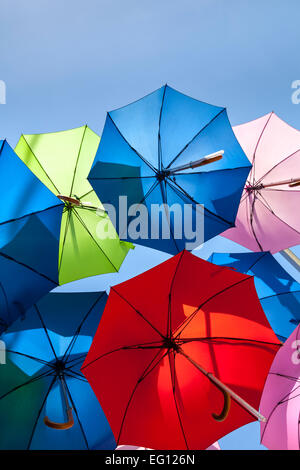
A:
[0, 140, 63, 333]
[88, 85, 251, 253]
[208, 251, 300, 341]
[0, 291, 115, 450]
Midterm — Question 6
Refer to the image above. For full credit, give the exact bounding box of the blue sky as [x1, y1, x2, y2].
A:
[1, 0, 300, 449]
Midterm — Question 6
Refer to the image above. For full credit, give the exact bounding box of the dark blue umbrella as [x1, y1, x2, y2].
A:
[208, 251, 300, 341]
[89, 85, 251, 253]
[0, 140, 63, 333]
[0, 290, 115, 450]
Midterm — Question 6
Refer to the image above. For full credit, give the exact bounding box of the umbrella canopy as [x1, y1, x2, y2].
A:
[260, 324, 300, 450]
[15, 126, 133, 285]
[82, 250, 280, 450]
[0, 140, 63, 333]
[88, 85, 251, 253]
[222, 112, 300, 253]
[0, 291, 115, 450]
[208, 251, 300, 341]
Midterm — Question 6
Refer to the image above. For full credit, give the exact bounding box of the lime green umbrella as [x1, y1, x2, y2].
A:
[15, 126, 133, 285]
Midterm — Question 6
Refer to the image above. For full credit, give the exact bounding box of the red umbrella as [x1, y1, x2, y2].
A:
[82, 251, 281, 450]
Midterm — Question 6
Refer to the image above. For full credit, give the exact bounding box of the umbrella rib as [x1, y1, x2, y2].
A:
[167, 250, 185, 338]
[4, 349, 51, 366]
[20, 135, 61, 194]
[108, 114, 158, 174]
[27, 374, 58, 450]
[260, 290, 300, 301]
[244, 251, 268, 273]
[118, 179, 160, 241]
[110, 286, 164, 339]
[62, 291, 107, 363]
[81, 342, 162, 371]
[166, 108, 226, 169]
[269, 372, 300, 383]
[168, 350, 189, 450]
[0, 280, 10, 327]
[73, 208, 119, 273]
[116, 349, 168, 445]
[180, 336, 281, 348]
[64, 377, 90, 450]
[0, 370, 54, 401]
[64, 370, 89, 383]
[34, 304, 58, 362]
[69, 125, 87, 197]
[257, 195, 300, 238]
[174, 276, 252, 338]
[250, 194, 264, 251]
[89, 175, 157, 181]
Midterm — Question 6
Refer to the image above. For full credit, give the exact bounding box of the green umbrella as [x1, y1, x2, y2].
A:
[15, 126, 133, 285]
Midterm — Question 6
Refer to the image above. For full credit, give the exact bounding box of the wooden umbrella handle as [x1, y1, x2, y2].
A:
[44, 408, 74, 430]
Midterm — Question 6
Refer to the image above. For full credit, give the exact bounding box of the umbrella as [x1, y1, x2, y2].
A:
[88, 85, 251, 253]
[82, 250, 280, 450]
[260, 323, 300, 450]
[0, 291, 115, 450]
[0, 140, 63, 333]
[222, 112, 300, 253]
[208, 251, 300, 341]
[15, 126, 133, 285]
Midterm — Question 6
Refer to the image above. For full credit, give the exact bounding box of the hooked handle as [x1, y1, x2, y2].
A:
[44, 408, 74, 430]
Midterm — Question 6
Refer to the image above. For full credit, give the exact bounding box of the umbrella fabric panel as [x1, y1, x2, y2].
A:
[222, 113, 300, 253]
[260, 324, 300, 450]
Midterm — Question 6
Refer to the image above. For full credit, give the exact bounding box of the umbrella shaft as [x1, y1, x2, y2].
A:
[180, 351, 266, 422]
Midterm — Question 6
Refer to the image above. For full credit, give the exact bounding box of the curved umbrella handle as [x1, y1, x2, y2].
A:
[44, 407, 74, 430]
[211, 384, 231, 422]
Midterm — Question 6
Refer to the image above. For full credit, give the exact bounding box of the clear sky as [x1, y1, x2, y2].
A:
[1, 0, 300, 450]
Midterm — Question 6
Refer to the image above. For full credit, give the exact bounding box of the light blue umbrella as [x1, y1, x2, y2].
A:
[208, 251, 300, 341]
[0, 291, 115, 450]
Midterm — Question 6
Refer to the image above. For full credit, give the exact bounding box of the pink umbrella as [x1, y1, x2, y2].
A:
[222, 112, 300, 253]
[260, 324, 300, 449]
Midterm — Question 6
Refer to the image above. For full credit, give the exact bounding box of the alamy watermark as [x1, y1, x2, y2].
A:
[0, 80, 6, 104]
[95, 196, 205, 250]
